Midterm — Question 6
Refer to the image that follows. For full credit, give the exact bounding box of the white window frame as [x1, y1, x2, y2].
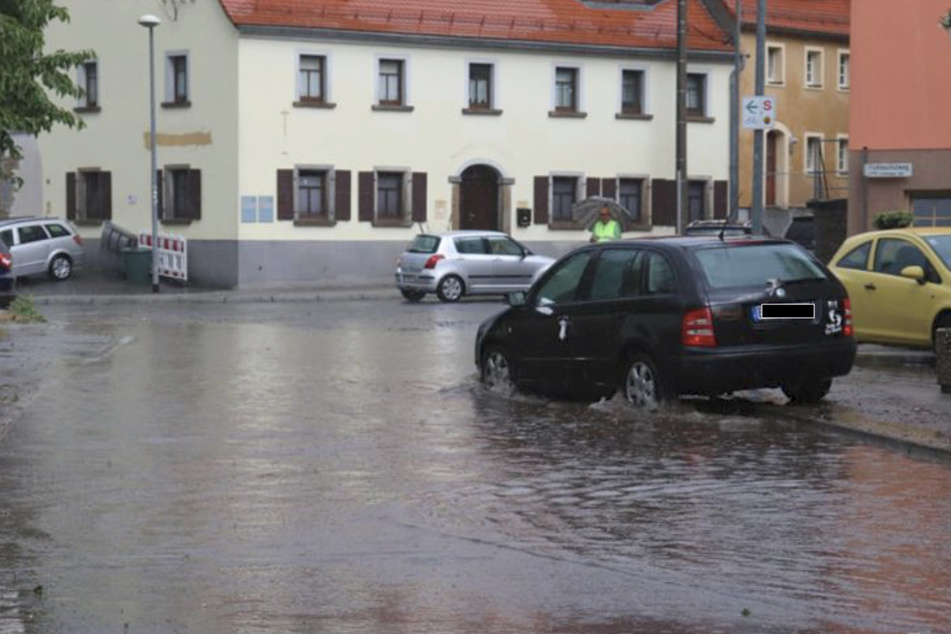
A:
[837, 50, 850, 91]
[766, 43, 785, 85]
[836, 135, 849, 175]
[77, 59, 100, 108]
[618, 64, 650, 115]
[293, 164, 336, 218]
[548, 171, 584, 221]
[804, 47, 824, 89]
[615, 174, 651, 225]
[551, 63, 584, 113]
[685, 67, 711, 117]
[375, 55, 411, 107]
[464, 58, 498, 110]
[164, 50, 190, 104]
[296, 50, 333, 104]
[163, 163, 193, 219]
[804, 133, 823, 175]
[373, 166, 412, 219]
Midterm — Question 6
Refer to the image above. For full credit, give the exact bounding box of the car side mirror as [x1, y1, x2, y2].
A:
[900, 265, 927, 284]
[507, 291, 527, 307]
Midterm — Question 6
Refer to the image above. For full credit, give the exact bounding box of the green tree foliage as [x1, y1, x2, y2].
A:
[0, 0, 93, 183]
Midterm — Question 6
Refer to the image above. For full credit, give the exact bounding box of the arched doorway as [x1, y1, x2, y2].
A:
[459, 165, 500, 231]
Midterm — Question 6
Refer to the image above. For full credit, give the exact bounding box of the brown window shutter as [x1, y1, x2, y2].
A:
[533, 176, 549, 224]
[713, 180, 728, 219]
[101, 171, 112, 220]
[651, 179, 676, 226]
[335, 170, 351, 221]
[187, 169, 202, 220]
[586, 177, 600, 198]
[601, 178, 617, 201]
[412, 172, 427, 222]
[277, 169, 294, 220]
[66, 172, 76, 220]
[358, 171, 374, 222]
[156, 170, 165, 220]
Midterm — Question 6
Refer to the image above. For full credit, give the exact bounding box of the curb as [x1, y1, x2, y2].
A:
[30, 288, 400, 306]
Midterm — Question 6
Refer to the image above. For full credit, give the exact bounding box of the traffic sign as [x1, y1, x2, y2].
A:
[742, 96, 776, 130]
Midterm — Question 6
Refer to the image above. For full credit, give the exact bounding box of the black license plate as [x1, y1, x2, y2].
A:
[754, 302, 815, 321]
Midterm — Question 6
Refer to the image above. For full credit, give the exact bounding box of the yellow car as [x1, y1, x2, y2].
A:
[829, 228, 951, 348]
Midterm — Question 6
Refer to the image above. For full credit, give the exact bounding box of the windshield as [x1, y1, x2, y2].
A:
[693, 243, 827, 289]
[924, 235, 951, 270]
[407, 235, 440, 254]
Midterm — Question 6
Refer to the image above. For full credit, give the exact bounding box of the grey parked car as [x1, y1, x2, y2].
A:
[395, 231, 555, 302]
[0, 217, 86, 281]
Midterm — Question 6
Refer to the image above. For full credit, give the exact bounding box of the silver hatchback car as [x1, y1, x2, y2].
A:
[0, 217, 86, 281]
[395, 231, 555, 302]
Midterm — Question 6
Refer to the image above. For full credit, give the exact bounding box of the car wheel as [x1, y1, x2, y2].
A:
[436, 275, 464, 303]
[48, 254, 73, 281]
[482, 345, 515, 391]
[782, 378, 832, 404]
[933, 314, 951, 352]
[622, 353, 665, 411]
[400, 289, 425, 302]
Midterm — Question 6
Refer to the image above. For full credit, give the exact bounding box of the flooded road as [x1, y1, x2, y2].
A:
[1, 300, 950, 633]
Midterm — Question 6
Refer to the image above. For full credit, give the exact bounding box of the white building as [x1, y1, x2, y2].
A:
[38, 0, 733, 287]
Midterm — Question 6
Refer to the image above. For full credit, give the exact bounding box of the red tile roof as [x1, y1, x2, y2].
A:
[218, 0, 732, 52]
[722, 0, 849, 37]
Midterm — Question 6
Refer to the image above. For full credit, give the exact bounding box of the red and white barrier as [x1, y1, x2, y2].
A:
[139, 231, 188, 281]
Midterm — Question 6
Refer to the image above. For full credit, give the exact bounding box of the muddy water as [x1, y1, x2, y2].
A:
[0, 301, 950, 633]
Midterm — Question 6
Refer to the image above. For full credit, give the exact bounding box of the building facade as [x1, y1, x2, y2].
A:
[848, 0, 951, 232]
[39, 0, 733, 287]
[709, 0, 849, 236]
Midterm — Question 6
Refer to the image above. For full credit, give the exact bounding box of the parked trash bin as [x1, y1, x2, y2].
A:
[121, 247, 153, 286]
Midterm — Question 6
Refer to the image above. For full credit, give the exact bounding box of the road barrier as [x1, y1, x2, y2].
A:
[138, 231, 188, 282]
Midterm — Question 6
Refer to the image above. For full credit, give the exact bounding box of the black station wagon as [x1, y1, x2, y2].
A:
[475, 236, 856, 409]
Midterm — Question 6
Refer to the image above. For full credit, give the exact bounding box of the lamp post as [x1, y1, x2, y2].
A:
[138, 14, 161, 293]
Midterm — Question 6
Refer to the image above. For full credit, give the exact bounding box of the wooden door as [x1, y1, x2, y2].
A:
[766, 132, 777, 206]
[460, 165, 499, 230]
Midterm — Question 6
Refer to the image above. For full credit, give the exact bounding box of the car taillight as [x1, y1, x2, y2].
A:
[423, 254, 445, 269]
[843, 297, 853, 337]
[682, 307, 717, 347]
[73, 234, 84, 246]
[0, 253, 10, 269]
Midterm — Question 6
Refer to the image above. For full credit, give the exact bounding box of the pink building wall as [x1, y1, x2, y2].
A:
[851, 0, 951, 150]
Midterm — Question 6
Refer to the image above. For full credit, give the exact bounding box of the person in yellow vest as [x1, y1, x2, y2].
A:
[589, 204, 622, 243]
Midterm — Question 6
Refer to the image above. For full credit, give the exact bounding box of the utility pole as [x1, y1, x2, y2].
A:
[729, 0, 742, 220]
[751, 0, 766, 235]
[676, 0, 688, 232]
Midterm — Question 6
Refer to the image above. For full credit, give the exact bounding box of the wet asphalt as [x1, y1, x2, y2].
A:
[0, 298, 950, 633]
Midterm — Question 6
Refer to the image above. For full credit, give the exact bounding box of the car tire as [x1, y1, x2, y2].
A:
[622, 353, 666, 411]
[400, 289, 425, 302]
[782, 378, 832, 404]
[933, 314, 951, 352]
[481, 345, 515, 391]
[48, 254, 73, 281]
[436, 275, 464, 303]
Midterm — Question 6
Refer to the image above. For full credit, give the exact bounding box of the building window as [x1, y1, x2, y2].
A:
[621, 70, 644, 114]
[297, 169, 327, 216]
[551, 177, 577, 221]
[767, 46, 783, 84]
[468, 63, 493, 109]
[377, 172, 403, 218]
[378, 59, 404, 106]
[299, 55, 326, 103]
[805, 136, 823, 174]
[163, 167, 201, 220]
[554, 67, 578, 112]
[82, 172, 104, 219]
[838, 51, 850, 90]
[686, 73, 706, 117]
[164, 53, 189, 106]
[688, 181, 706, 222]
[805, 49, 823, 88]
[78, 60, 99, 109]
[912, 195, 951, 227]
[618, 178, 642, 221]
[837, 137, 849, 174]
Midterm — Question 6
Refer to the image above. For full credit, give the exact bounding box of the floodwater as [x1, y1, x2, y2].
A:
[1, 300, 950, 633]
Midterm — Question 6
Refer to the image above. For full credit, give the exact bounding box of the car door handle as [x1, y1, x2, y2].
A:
[864, 283, 877, 291]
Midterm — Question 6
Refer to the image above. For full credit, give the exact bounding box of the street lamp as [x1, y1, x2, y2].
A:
[138, 13, 161, 293]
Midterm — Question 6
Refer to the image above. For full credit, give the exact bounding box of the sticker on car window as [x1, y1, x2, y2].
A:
[825, 299, 843, 335]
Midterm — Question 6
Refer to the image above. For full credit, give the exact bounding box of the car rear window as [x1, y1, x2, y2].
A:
[407, 235, 440, 254]
[45, 223, 70, 238]
[693, 243, 827, 289]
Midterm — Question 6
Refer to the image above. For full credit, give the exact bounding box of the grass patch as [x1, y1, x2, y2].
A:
[1, 296, 46, 323]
